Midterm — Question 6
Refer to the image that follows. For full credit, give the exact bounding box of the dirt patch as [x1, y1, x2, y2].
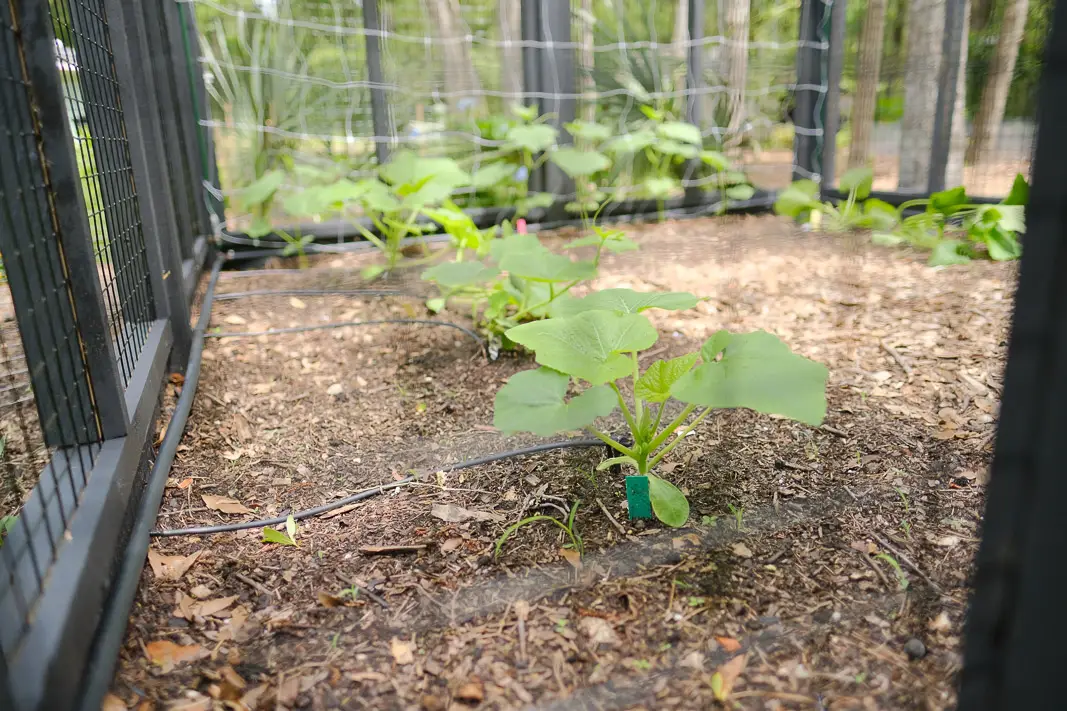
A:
[107, 214, 1011, 710]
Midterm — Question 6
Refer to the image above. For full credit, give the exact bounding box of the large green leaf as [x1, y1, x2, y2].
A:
[565, 120, 612, 142]
[493, 367, 617, 436]
[929, 186, 968, 216]
[654, 139, 698, 159]
[493, 234, 597, 282]
[657, 121, 702, 145]
[928, 239, 972, 266]
[549, 148, 612, 177]
[471, 162, 518, 189]
[671, 330, 828, 426]
[983, 228, 1022, 261]
[606, 130, 656, 155]
[774, 180, 821, 219]
[380, 151, 469, 188]
[422, 261, 500, 288]
[642, 176, 678, 198]
[506, 311, 659, 384]
[725, 184, 756, 201]
[648, 475, 689, 527]
[863, 199, 899, 231]
[239, 170, 285, 209]
[551, 288, 698, 317]
[699, 150, 731, 171]
[1003, 173, 1029, 207]
[507, 124, 559, 153]
[839, 167, 874, 201]
[635, 353, 699, 403]
[358, 180, 402, 214]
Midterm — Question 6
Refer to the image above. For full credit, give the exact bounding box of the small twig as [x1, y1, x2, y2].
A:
[339, 575, 391, 609]
[234, 572, 273, 599]
[870, 532, 941, 592]
[819, 425, 847, 437]
[881, 339, 912, 380]
[595, 497, 626, 535]
[857, 550, 892, 590]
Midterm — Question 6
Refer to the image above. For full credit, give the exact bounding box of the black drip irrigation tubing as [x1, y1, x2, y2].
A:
[213, 288, 411, 301]
[152, 437, 605, 538]
[207, 318, 484, 345]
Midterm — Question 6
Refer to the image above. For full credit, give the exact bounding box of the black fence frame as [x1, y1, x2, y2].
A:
[0, 1, 215, 709]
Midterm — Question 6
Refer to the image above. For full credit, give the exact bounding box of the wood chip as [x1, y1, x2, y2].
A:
[359, 544, 428, 555]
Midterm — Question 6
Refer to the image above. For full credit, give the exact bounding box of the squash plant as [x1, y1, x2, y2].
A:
[492, 289, 829, 527]
[467, 102, 558, 217]
[774, 167, 897, 232]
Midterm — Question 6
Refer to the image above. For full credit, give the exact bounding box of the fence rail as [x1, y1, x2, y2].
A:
[0, 0, 212, 708]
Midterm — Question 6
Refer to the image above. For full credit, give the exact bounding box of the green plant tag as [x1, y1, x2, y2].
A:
[625, 476, 653, 520]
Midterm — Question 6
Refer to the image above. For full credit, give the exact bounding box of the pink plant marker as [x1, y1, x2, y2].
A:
[516, 218, 528, 234]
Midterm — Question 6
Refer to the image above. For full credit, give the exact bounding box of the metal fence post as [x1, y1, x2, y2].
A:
[686, 0, 705, 128]
[520, 0, 544, 194]
[928, 0, 967, 193]
[820, 0, 846, 190]
[792, 0, 824, 184]
[539, 0, 576, 199]
[362, 0, 391, 167]
[12, 0, 128, 440]
[102, 0, 192, 367]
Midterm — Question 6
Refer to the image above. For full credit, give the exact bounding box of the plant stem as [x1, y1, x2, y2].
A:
[648, 407, 713, 469]
[585, 427, 637, 459]
[609, 383, 638, 437]
[631, 352, 643, 430]
[650, 403, 664, 437]
[647, 403, 697, 452]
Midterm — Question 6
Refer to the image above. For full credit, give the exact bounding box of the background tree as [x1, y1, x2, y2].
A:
[946, 0, 971, 186]
[425, 0, 483, 111]
[967, 0, 1030, 164]
[848, 0, 888, 169]
[497, 0, 522, 101]
[724, 0, 750, 136]
[898, 0, 945, 191]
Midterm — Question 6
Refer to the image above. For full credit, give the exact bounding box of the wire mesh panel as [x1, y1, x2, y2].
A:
[49, 0, 156, 383]
[0, 0, 103, 663]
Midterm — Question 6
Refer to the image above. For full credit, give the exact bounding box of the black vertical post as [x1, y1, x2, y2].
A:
[180, 2, 225, 231]
[539, 0, 576, 198]
[686, 0, 705, 128]
[163, 0, 214, 240]
[928, 0, 967, 193]
[793, 0, 823, 183]
[0, 655, 12, 711]
[521, 0, 545, 194]
[103, 0, 192, 367]
[13, 0, 128, 440]
[958, 2, 1067, 708]
[820, 0, 846, 190]
[362, 0, 391, 167]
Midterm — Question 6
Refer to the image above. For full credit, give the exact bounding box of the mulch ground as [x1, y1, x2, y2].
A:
[106, 213, 1014, 711]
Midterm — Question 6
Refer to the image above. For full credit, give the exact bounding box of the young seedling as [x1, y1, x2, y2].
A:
[494, 501, 583, 559]
[875, 552, 910, 590]
[727, 503, 745, 531]
[492, 288, 829, 527]
[774, 167, 896, 233]
[263, 515, 299, 546]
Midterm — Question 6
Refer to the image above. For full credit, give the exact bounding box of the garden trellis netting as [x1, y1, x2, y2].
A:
[0, 0, 1059, 709]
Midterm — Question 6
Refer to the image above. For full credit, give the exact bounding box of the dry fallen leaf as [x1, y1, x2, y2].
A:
[730, 542, 753, 558]
[202, 495, 252, 515]
[194, 595, 238, 618]
[101, 693, 127, 711]
[189, 584, 213, 599]
[144, 640, 205, 673]
[321, 503, 361, 519]
[579, 617, 620, 647]
[715, 636, 742, 653]
[559, 547, 582, 569]
[219, 605, 250, 643]
[240, 684, 270, 710]
[430, 503, 504, 523]
[672, 533, 701, 550]
[390, 637, 416, 665]
[177, 477, 194, 490]
[929, 611, 953, 632]
[455, 680, 485, 703]
[147, 549, 203, 581]
[233, 413, 254, 441]
[710, 653, 748, 702]
[440, 537, 464, 553]
[318, 591, 344, 608]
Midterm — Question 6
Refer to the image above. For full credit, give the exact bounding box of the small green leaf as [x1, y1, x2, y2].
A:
[426, 297, 446, 313]
[673, 330, 828, 426]
[928, 239, 972, 266]
[648, 475, 689, 527]
[471, 162, 518, 189]
[239, 170, 285, 209]
[839, 167, 874, 201]
[510, 102, 540, 122]
[642, 176, 678, 198]
[523, 192, 556, 210]
[565, 120, 612, 142]
[606, 130, 656, 155]
[506, 311, 659, 384]
[635, 353, 699, 403]
[494, 235, 597, 282]
[929, 186, 968, 216]
[263, 527, 296, 546]
[1003, 173, 1029, 206]
[872, 232, 905, 246]
[699, 150, 731, 171]
[246, 215, 273, 239]
[361, 265, 386, 280]
[597, 455, 639, 471]
[507, 124, 559, 153]
[639, 105, 664, 121]
[422, 261, 500, 288]
[774, 180, 821, 219]
[551, 288, 698, 316]
[548, 148, 612, 178]
[654, 139, 698, 159]
[656, 121, 702, 145]
[285, 514, 298, 542]
[493, 367, 617, 436]
[863, 199, 899, 231]
[724, 184, 756, 201]
[563, 233, 639, 253]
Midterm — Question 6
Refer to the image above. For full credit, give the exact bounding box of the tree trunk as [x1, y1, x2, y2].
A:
[723, 0, 750, 136]
[579, 0, 596, 122]
[425, 0, 483, 109]
[673, 0, 689, 60]
[946, 0, 971, 186]
[497, 0, 522, 101]
[849, 0, 888, 169]
[898, 0, 945, 191]
[966, 0, 1029, 164]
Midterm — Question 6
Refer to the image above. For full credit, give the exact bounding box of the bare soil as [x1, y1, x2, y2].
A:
[107, 214, 1014, 711]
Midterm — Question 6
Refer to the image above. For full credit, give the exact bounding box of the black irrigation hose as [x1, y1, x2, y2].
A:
[151, 437, 604, 538]
[214, 288, 411, 301]
[206, 318, 484, 345]
[80, 257, 224, 711]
